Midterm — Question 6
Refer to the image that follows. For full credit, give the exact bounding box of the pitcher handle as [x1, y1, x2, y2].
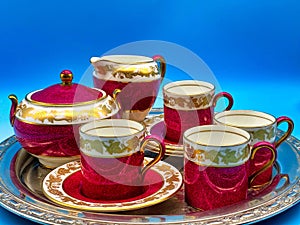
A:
[140, 135, 166, 176]
[8, 94, 18, 127]
[212, 92, 234, 111]
[275, 116, 294, 148]
[248, 141, 276, 188]
[152, 55, 166, 80]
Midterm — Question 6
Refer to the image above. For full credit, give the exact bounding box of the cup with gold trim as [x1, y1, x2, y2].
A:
[214, 110, 294, 186]
[91, 54, 166, 122]
[184, 125, 276, 210]
[163, 80, 234, 143]
[79, 119, 165, 200]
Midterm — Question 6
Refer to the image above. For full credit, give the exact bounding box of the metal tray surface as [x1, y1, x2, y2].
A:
[0, 116, 299, 224]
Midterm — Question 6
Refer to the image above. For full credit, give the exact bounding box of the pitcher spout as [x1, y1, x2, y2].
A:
[90, 56, 107, 75]
[8, 94, 18, 126]
[90, 56, 102, 64]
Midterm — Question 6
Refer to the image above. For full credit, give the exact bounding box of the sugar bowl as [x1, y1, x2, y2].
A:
[8, 70, 120, 168]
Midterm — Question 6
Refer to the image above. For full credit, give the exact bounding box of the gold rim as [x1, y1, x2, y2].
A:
[96, 55, 154, 65]
[163, 80, 215, 97]
[214, 110, 276, 129]
[183, 126, 250, 147]
[80, 119, 146, 138]
[84, 126, 143, 138]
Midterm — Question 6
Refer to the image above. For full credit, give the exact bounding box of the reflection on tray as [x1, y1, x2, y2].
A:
[11, 148, 290, 215]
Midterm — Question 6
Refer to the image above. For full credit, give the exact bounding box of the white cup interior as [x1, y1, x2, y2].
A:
[164, 80, 214, 96]
[184, 125, 250, 147]
[215, 110, 276, 128]
[80, 119, 144, 137]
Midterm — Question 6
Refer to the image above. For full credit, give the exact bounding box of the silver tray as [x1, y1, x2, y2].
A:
[0, 111, 299, 224]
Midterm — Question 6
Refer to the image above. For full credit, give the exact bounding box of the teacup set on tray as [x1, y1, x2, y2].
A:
[8, 54, 294, 212]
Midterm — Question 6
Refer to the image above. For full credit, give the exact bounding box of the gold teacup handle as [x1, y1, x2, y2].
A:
[112, 88, 122, 99]
[275, 116, 294, 148]
[112, 88, 122, 110]
[249, 161, 290, 195]
[140, 135, 166, 176]
[152, 55, 166, 80]
[248, 141, 276, 188]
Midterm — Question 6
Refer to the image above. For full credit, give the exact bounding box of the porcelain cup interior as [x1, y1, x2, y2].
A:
[183, 125, 276, 210]
[214, 110, 277, 144]
[79, 119, 165, 200]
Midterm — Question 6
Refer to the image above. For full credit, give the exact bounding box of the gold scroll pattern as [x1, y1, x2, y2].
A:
[112, 65, 159, 79]
[16, 100, 115, 124]
[45, 162, 90, 206]
[164, 93, 214, 109]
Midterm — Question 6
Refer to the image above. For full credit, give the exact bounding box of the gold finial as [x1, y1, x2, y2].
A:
[60, 70, 73, 86]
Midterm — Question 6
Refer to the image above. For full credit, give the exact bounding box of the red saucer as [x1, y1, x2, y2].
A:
[63, 170, 164, 204]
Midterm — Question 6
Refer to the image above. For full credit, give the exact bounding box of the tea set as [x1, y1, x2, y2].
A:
[8, 54, 294, 212]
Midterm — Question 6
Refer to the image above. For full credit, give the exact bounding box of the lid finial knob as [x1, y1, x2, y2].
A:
[60, 70, 73, 86]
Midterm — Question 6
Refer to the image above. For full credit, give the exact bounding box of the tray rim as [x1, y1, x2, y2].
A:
[0, 124, 299, 224]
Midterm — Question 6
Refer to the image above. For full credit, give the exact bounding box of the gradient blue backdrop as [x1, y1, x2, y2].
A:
[0, 0, 299, 224]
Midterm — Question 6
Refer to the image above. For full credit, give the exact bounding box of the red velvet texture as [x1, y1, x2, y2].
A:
[63, 170, 163, 203]
[14, 119, 80, 156]
[31, 84, 103, 104]
[164, 106, 213, 143]
[93, 77, 160, 111]
[184, 159, 250, 211]
[80, 151, 150, 200]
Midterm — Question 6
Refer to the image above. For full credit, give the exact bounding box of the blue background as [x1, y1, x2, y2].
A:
[0, 0, 299, 224]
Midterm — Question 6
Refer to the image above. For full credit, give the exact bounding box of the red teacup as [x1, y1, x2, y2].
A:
[163, 80, 233, 143]
[79, 119, 165, 200]
[91, 55, 166, 122]
[183, 125, 276, 210]
[215, 110, 294, 187]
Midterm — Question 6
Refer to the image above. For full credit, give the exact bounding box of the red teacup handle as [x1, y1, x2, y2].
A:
[275, 116, 294, 148]
[248, 141, 276, 188]
[140, 135, 166, 176]
[212, 92, 234, 111]
[152, 55, 166, 80]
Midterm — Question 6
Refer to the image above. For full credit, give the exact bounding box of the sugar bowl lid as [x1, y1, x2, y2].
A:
[12, 70, 120, 125]
[29, 70, 103, 105]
